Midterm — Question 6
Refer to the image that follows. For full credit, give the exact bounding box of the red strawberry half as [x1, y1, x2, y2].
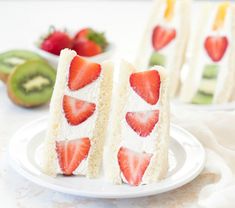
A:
[204, 36, 228, 62]
[118, 147, 152, 186]
[56, 137, 91, 175]
[68, 55, 101, 91]
[126, 110, 159, 137]
[63, 95, 96, 126]
[40, 29, 73, 56]
[130, 70, 161, 105]
[152, 25, 176, 51]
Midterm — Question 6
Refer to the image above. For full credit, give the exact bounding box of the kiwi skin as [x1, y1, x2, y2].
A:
[7, 82, 34, 108]
[0, 73, 8, 83]
[7, 60, 56, 108]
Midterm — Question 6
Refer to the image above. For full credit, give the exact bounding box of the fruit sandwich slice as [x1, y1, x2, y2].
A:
[180, 2, 235, 105]
[43, 49, 113, 178]
[103, 61, 169, 186]
[135, 0, 191, 97]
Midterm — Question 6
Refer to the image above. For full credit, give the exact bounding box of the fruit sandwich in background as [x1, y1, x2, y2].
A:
[180, 2, 235, 105]
[43, 49, 113, 178]
[135, 0, 191, 97]
[103, 61, 169, 186]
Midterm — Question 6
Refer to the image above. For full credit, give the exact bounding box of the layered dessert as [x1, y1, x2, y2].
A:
[104, 61, 169, 186]
[135, 0, 190, 96]
[43, 49, 113, 178]
[180, 2, 235, 104]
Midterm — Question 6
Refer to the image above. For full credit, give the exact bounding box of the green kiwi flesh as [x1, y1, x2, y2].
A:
[191, 64, 219, 105]
[192, 91, 213, 105]
[202, 64, 219, 79]
[149, 52, 165, 67]
[7, 60, 56, 107]
[0, 50, 43, 82]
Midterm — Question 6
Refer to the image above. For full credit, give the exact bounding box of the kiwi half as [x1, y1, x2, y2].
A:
[0, 50, 43, 82]
[7, 60, 56, 107]
[149, 52, 165, 67]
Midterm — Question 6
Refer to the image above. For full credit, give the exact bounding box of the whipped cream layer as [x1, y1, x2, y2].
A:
[120, 86, 160, 154]
[58, 77, 102, 140]
[119, 70, 162, 184]
[55, 62, 103, 175]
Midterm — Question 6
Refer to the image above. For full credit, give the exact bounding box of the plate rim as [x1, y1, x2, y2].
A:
[8, 116, 206, 198]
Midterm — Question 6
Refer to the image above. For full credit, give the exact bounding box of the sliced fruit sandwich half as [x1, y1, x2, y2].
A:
[103, 60, 170, 186]
[135, 0, 191, 97]
[43, 49, 113, 178]
[180, 2, 235, 105]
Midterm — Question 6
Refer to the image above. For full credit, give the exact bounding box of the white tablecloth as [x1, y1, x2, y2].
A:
[0, 1, 235, 207]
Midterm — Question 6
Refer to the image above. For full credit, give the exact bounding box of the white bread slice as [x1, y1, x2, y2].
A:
[43, 49, 113, 178]
[180, 2, 235, 104]
[43, 49, 76, 176]
[103, 61, 170, 185]
[87, 60, 113, 178]
[135, 0, 191, 97]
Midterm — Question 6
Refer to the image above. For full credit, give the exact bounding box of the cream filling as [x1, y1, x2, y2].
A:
[55, 72, 102, 175]
[120, 87, 160, 153]
[56, 158, 88, 175]
[119, 75, 161, 185]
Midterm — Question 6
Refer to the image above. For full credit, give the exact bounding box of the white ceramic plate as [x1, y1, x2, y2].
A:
[8, 117, 205, 198]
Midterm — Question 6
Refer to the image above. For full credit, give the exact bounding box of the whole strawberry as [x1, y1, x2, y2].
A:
[40, 27, 73, 55]
[73, 28, 108, 57]
[74, 28, 91, 41]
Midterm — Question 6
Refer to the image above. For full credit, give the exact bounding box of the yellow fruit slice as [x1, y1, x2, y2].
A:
[213, 2, 230, 31]
[164, 0, 175, 21]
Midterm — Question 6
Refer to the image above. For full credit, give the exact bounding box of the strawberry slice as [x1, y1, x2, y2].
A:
[56, 138, 91, 175]
[130, 70, 161, 105]
[204, 36, 228, 62]
[63, 95, 96, 126]
[68, 56, 101, 91]
[126, 110, 159, 137]
[118, 147, 152, 186]
[152, 25, 176, 51]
